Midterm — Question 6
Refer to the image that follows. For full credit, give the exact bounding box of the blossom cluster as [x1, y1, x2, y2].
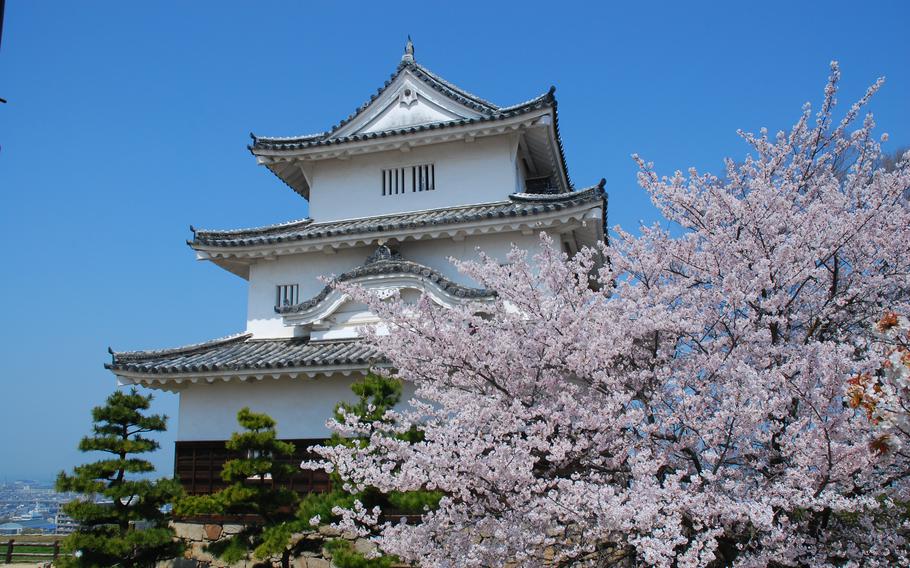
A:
[305, 62, 910, 566]
[849, 312, 910, 457]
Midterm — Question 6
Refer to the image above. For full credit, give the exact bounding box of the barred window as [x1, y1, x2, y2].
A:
[275, 284, 299, 308]
[382, 163, 435, 196]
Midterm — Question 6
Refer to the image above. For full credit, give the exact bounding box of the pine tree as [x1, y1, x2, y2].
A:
[298, 373, 442, 568]
[174, 408, 301, 568]
[56, 388, 183, 568]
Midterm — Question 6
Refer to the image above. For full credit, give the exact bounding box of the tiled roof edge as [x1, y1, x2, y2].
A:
[106, 338, 384, 376]
[249, 60, 554, 150]
[548, 86, 573, 190]
[192, 218, 312, 240]
[509, 179, 605, 203]
[107, 333, 253, 366]
[250, 93, 551, 151]
[409, 61, 500, 113]
[189, 181, 605, 248]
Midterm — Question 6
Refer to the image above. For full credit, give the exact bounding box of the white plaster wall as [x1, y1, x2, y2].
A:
[396, 231, 544, 281]
[245, 230, 555, 338]
[246, 247, 367, 337]
[176, 375, 417, 441]
[308, 135, 517, 222]
[361, 89, 466, 133]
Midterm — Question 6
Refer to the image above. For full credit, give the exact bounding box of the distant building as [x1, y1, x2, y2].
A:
[54, 512, 78, 535]
[0, 522, 24, 535]
[19, 518, 55, 534]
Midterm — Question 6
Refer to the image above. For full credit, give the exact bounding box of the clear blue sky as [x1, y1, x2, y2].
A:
[1, 1, 908, 481]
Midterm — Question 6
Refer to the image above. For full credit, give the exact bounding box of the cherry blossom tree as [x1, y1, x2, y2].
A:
[306, 63, 910, 567]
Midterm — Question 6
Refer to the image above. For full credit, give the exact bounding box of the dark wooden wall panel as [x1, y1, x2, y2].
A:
[174, 439, 332, 496]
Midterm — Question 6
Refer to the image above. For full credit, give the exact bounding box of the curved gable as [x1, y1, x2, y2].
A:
[277, 246, 494, 332]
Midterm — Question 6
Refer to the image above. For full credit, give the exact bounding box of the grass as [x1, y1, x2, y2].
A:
[3, 534, 61, 542]
[1, 536, 64, 563]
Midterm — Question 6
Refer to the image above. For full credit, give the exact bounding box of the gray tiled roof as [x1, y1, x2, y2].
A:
[250, 90, 552, 151]
[251, 60, 521, 149]
[248, 59, 573, 195]
[191, 182, 605, 250]
[106, 335, 379, 375]
[277, 245, 495, 314]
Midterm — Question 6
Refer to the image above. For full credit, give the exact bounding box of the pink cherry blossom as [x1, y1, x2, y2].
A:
[305, 62, 910, 567]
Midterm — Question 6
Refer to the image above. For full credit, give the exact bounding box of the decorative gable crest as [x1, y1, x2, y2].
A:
[332, 70, 484, 139]
[398, 83, 418, 108]
[365, 244, 401, 264]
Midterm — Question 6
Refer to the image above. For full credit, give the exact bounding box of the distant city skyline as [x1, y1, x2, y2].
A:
[0, 479, 78, 536]
[1, 1, 909, 480]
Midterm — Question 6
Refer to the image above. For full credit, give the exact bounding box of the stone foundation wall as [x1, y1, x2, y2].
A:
[164, 520, 378, 568]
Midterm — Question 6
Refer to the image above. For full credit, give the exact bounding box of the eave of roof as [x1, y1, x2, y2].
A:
[107, 332, 252, 364]
[106, 335, 381, 384]
[249, 88, 551, 151]
[189, 181, 605, 254]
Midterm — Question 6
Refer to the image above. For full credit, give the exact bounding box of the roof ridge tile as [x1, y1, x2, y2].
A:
[108, 332, 253, 363]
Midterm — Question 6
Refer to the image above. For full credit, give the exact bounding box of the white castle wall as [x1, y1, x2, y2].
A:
[246, 247, 365, 338]
[307, 135, 517, 222]
[176, 374, 417, 441]
[245, 230, 547, 338]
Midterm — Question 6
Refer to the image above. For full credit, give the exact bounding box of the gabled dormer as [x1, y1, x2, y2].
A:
[249, 39, 572, 217]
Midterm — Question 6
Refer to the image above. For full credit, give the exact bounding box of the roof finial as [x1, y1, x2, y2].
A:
[402, 35, 415, 63]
